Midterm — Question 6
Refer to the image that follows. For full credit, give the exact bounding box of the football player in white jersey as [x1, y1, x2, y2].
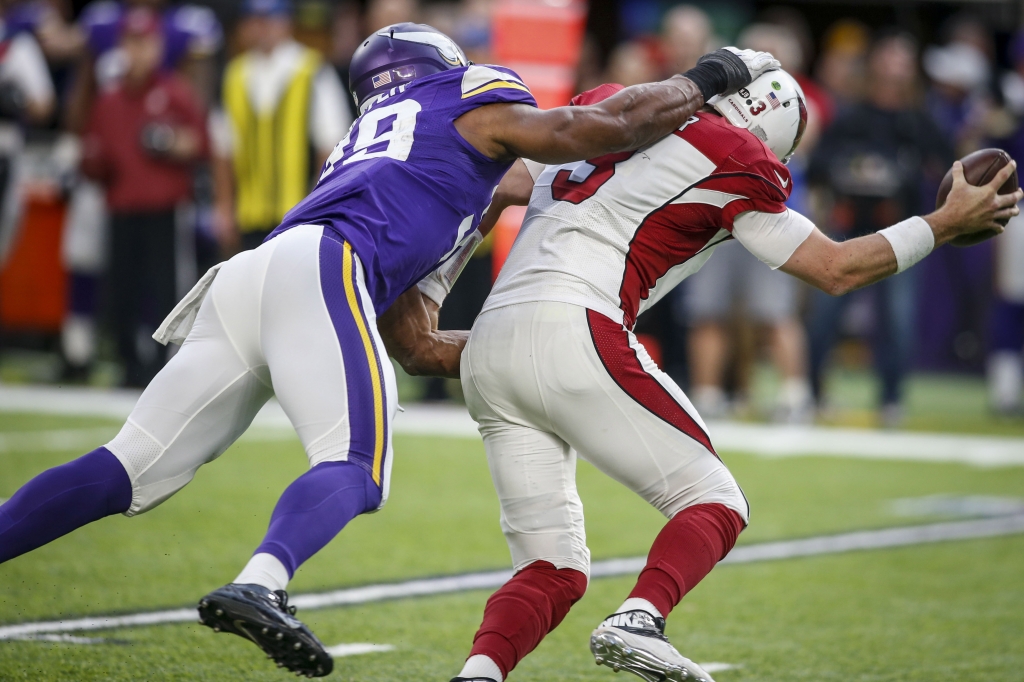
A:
[437, 70, 1020, 682]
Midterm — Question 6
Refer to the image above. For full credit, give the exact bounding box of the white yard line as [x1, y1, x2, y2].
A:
[1, 514, 1021, 641]
[14, 634, 125, 644]
[0, 386, 142, 420]
[2, 385, 1023, 467]
[710, 421, 1024, 468]
[0, 427, 119, 454]
[701, 663, 741, 673]
[324, 643, 395, 657]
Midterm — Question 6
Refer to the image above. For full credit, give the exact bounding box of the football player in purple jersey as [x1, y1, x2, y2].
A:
[0, 23, 779, 676]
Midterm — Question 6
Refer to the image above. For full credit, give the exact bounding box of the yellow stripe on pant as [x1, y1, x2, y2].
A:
[341, 242, 386, 485]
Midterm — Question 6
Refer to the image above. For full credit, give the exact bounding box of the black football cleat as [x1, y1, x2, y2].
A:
[198, 583, 333, 678]
[450, 678, 498, 682]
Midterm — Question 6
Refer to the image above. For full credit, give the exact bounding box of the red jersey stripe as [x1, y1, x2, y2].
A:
[586, 309, 718, 456]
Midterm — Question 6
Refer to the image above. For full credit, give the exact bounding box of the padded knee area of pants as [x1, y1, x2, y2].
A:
[108, 422, 207, 516]
[659, 461, 749, 524]
[107, 422, 163, 481]
[500, 492, 591, 577]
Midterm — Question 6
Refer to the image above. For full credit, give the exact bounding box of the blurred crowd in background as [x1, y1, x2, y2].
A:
[1, 0, 1024, 425]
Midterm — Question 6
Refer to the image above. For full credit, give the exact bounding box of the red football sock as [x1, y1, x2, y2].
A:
[469, 560, 588, 678]
[628, 503, 746, 618]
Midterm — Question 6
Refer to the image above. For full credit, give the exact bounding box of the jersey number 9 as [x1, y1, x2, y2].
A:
[320, 100, 422, 181]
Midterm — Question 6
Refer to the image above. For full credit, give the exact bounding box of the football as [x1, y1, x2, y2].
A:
[935, 148, 1018, 247]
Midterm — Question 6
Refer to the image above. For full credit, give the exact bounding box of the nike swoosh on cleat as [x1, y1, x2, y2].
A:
[773, 170, 789, 188]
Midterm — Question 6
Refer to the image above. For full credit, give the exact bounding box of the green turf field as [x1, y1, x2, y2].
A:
[1, 405, 1023, 681]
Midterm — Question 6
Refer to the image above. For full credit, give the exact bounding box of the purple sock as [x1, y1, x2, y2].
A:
[254, 461, 381, 577]
[0, 447, 132, 564]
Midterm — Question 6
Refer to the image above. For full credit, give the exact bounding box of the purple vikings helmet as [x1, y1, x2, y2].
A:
[349, 23, 469, 112]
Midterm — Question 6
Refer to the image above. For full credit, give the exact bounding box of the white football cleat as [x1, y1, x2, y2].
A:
[590, 610, 715, 682]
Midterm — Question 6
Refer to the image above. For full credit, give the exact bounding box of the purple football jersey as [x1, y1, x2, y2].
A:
[269, 64, 536, 312]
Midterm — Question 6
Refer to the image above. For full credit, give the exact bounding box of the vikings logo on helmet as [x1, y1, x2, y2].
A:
[380, 28, 466, 66]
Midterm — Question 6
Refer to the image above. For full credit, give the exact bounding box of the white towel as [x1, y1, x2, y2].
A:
[152, 263, 223, 345]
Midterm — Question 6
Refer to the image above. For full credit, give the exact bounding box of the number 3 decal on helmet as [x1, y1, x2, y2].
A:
[709, 69, 807, 163]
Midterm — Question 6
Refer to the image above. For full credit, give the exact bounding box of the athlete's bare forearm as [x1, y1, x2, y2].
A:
[457, 48, 780, 163]
[783, 160, 1023, 295]
[508, 76, 707, 163]
[781, 230, 896, 296]
[456, 78, 705, 164]
[378, 287, 467, 379]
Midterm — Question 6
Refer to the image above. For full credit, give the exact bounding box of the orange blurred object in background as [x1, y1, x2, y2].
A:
[491, 205, 526, 282]
[504, 62, 578, 110]
[492, 0, 587, 67]
[490, 0, 587, 278]
[0, 195, 67, 333]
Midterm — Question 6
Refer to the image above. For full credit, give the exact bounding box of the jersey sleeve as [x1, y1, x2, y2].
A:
[712, 155, 793, 230]
[732, 208, 815, 269]
[453, 64, 536, 116]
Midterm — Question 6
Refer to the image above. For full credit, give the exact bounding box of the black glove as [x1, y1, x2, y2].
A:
[682, 48, 780, 102]
[140, 123, 176, 156]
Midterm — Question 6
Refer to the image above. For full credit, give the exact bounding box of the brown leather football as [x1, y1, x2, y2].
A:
[936, 148, 1018, 247]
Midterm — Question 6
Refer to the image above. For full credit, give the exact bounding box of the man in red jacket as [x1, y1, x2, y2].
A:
[81, 6, 207, 386]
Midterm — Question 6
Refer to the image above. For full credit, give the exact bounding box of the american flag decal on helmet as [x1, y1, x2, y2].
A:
[372, 71, 393, 88]
[766, 91, 781, 110]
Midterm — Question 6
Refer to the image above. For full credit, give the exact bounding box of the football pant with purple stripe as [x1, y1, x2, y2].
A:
[106, 224, 397, 515]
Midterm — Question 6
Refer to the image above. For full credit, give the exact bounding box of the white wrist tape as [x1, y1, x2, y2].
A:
[416, 229, 484, 307]
[878, 216, 934, 273]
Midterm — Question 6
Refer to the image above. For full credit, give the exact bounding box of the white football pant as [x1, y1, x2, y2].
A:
[105, 225, 398, 516]
[462, 301, 748, 578]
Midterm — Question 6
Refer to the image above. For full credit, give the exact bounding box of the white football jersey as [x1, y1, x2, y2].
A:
[484, 108, 814, 329]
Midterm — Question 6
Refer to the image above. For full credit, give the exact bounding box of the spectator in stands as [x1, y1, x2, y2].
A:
[329, 0, 361, 121]
[80, 7, 208, 387]
[605, 40, 658, 87]
[923, 40, 997, 157]
[806, 31, 953, 426]
[986, 33, 1024, 416]
[34, 0, 220, 379]
[60, 0, 221, 132]
[0, 7, 55, 261]
[366, 0, 418, 34]
[814, 19, 869, 112]
[660, 5, 711, 76]
[988, 211, 1024, 416]
[681, 23, 817, 423]
[211, 0, 349, 253]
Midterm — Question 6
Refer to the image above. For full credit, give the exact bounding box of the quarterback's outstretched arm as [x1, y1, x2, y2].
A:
[779, 161, 1022, 295]
[456, 49, 779, 164]
[378, 288, 466, 379]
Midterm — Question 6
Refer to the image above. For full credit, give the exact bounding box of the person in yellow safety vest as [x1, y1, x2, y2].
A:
[210, 0, 351, 253]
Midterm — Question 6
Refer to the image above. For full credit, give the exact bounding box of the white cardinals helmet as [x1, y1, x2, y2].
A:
[709, 69, 807, 163]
